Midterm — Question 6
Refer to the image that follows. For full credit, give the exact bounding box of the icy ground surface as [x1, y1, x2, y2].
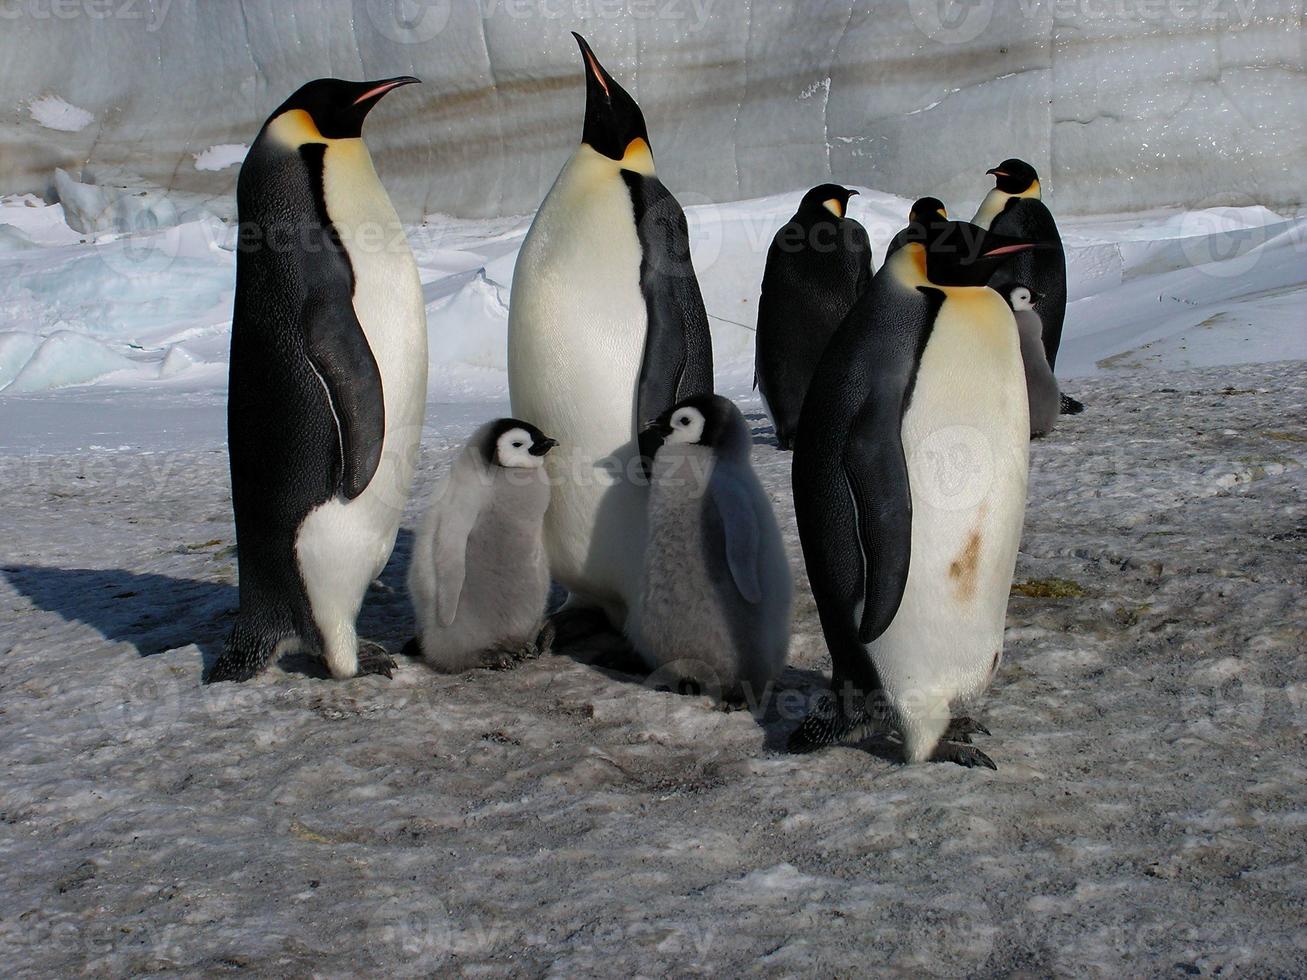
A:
[2, 187, 1304, 399]
[2, 361, 1305, 975]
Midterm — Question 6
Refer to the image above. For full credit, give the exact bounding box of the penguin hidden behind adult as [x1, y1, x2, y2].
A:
[626, 395, 792, 704]
[406, 419, 558, 673]
[885, 197, 948, 261]
[507, 33, 713, 629]
[789, 216, 1049, 768]
[755, 184, 872, 451]
[1001, 284, 1060, 437]
[207, 77, 426, 683]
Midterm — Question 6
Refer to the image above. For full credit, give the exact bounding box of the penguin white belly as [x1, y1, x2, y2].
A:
[295, 139, 428, 677]
[870, 289, 1029, 761]
[508, 146, 648, 616]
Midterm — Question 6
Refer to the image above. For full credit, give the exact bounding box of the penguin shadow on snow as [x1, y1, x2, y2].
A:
[2, 528, 418, 682]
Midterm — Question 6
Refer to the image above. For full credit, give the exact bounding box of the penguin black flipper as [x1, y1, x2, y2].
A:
[988, 198, 1066, 368]
[623, 172, 715, 431]
[300, 286, 386, 500]
[793, 278, 941, 687]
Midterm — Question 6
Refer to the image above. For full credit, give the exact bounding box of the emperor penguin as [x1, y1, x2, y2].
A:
[207, 77, 427, 683]
[971, 159, 1068, 371]
[626, 395, 792, 704]
[789, 215, 1049, 768]
[407, 419, 558, 672]
[885, 197, 947, 260]
[755, 184, 872, 451]
[1001, 284, 1061, 437]
[507, 33, 714, 630]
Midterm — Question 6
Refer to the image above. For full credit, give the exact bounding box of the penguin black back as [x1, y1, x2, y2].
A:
[755, 184, 872, 451]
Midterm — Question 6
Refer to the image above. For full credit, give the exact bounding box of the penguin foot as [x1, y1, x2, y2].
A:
[1060, 393, 1084, 415]
[355, 641, 396, 679]
[204, 657, 261, 684]
[943, 716, 991, 745]
[787, 691, 881, 753]
[480, 635, 545, 671]
[929, 739, 997, 770]
[205, 621, 282, 684]
[534, 620, 556, 658]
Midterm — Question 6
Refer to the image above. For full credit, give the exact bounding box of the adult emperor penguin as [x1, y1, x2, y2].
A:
[755, 184, 872, 451]
[627, 395, 792, 703]
[207, 77, 426, 683]
[507, 33, 713, 628]
[1001, 284, 1061, 437]
[884, 197, 947, 260]
[789, 215, 1048, 768]
[971, 159, 1067, 367]
[407, 419, 558, 672]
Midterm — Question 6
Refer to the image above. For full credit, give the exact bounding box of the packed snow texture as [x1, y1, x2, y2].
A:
[1, 361, 1304, 974]
[1, 185, 1304, 398]
[2, 3, 1305, 219]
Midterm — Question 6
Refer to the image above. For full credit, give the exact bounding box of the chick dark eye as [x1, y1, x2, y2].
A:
[513, 442, 523, 448]
[679, 416, 690, 425]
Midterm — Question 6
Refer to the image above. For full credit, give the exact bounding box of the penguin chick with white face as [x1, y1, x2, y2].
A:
[626, 395, 793, 705]
[407, 419, 559, 673]
[1003, 284, 1060, 437]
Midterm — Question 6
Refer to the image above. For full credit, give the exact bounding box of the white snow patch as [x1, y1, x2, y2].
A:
[26, 94, 94, 132]
[192, 144, 249, 172]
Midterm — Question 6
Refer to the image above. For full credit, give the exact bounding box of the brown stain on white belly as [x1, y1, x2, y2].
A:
[949, 529, 983, 602]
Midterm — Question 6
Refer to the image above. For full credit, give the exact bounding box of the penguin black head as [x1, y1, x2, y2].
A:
[914, 218, 1048, 287]
[908, 197, 948, 223]
[1001, 283, 1041, 312]
[986, 158, 1039, 196]
[572, 33, 651, 166]
[270, 76, 420, 141]
[644, 395, 749, 459]
[798, 184, 859, 220]
[483, 418, 558, 469]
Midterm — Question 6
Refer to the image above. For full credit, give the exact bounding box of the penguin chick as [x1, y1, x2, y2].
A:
[1002, 284, 1060, 437]
[408, 419, 558, 672]
[626, 395, 793, 705]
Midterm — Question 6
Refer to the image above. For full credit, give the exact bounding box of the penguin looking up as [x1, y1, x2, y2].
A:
[790, 215, 1051, 768]
[626, 395, 793, 705]
[207, 76, 427, 684]
[884, 197, 948, 260]
[1001, 284, 1061, 437]
[507, 33, 714, 633]
[407, 419, 558, 673]
[755, 184, 872, 451]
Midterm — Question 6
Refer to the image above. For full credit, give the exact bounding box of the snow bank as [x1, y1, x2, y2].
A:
[0, 190, 1302, 398]
[1, 4, 1303, 219]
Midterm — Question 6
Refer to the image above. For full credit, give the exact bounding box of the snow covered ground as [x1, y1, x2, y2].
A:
[1, 185, 1305, 974]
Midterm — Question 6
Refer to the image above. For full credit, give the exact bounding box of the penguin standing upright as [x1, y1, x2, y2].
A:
[507, 33, 713, 628]
[1000, 284, 1060, 437]
[207, 77, 426, 683]
[789, 216, 1047, 768]
[627, 395, 792, 702]
[754, 185, 871, 451]
[407, 419, 558, 673]
[971, 159, 1067, 369]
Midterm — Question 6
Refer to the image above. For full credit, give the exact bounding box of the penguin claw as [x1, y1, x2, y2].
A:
[930, 740, 997, 770]
[355, 642, 396, 679]
[1059, 393, 1085, 415]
